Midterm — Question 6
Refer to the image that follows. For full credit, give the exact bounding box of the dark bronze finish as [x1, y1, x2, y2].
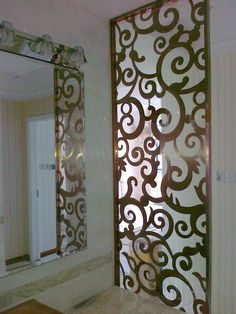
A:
[54, 68, 86, 254]
[40, 248, 58, 258]
[111, 0, 210, 313]
[6, 254, 30, 266]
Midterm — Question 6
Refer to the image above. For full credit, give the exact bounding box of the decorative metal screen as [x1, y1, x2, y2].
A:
[54, 68, 87, 254]
[111, 0, 210, 313]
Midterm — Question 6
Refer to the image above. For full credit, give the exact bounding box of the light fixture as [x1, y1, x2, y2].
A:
[68, 46, 87, 69]
[0, 21, 15, 48]
[29, 34, 55, 60]
[0, 20, 87, 70]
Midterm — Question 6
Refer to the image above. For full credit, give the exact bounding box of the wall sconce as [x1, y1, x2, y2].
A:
[0, 20, 87, 71]
[29, 34, 55, 60]
[0, 21, 15, 48]
[52, 45, 87, 69]
[69, 46, 87, 68]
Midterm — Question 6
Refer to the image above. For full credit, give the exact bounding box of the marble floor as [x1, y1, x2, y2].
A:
[2, 299, 62, 314]
[69, 286, 182, 314]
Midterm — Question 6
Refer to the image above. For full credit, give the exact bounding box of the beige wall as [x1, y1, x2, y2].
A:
[211, 52, 236, 313]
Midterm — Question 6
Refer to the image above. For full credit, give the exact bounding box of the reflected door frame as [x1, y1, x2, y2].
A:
[27, 114, 56, 263]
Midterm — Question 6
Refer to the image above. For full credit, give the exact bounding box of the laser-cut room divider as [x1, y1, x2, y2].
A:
[111, 1, 210, 313]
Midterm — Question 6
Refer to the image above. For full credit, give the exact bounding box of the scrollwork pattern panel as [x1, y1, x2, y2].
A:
[111, 0, 210, 313]
[54, 68, 86, 254]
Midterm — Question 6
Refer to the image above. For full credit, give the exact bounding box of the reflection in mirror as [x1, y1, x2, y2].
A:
[55, 68, 86, 256]
[0, 22, 87, 278]
[0, 50, 58, 274]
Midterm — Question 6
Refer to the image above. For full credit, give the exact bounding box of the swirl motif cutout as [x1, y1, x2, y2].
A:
[111, 1, 210, 313]
[54, 68, 86, 254]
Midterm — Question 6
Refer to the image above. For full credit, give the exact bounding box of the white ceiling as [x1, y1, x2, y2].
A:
[77, 0, 236, 21]
[0, 51, 53, 101]
[78, 0, 149, 19]
[78, 0, 236, 49]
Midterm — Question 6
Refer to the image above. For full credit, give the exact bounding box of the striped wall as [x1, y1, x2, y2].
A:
[0, 99, 28, 261]
[211, 52, 236, 313]
[0, 96, 54, 261]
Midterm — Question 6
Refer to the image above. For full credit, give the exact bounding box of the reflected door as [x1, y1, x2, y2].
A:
[28, 115, 57, 262]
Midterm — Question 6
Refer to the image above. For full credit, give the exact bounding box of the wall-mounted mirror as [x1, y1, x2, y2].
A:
[0, 22, 86, 276]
